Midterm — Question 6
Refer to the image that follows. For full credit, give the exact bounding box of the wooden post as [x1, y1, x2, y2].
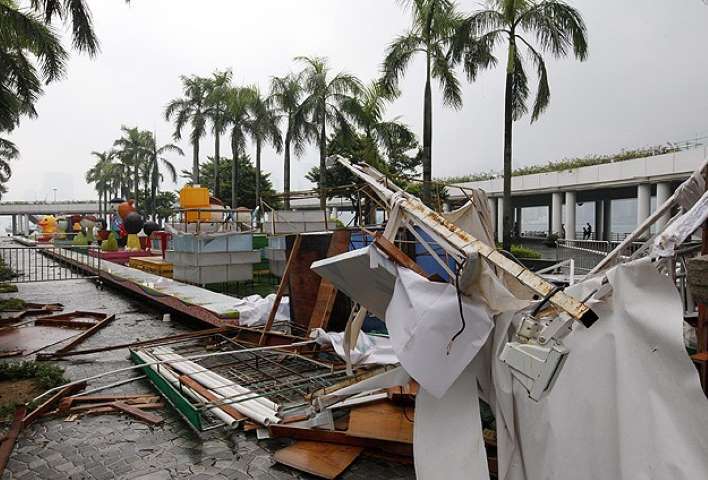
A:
[259, 234, 302, 346]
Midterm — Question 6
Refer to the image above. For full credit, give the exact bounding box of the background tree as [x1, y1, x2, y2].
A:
[246, 88, 282, 215]
[203, 70, 233, 201]
[144, 132, 182, 220]
[113, 126, 148, 206]
[85, 150, 115, 217]
[381, 0, 464, 205]
[224, 85, 256, 208]
[297, 56, 362, 209]
[0, 139, 18, 200]
[165, 75, 208, 184]
[270, 73, 314, 209]
[198, 155, 280, 210]
[454, 0, 588, 250]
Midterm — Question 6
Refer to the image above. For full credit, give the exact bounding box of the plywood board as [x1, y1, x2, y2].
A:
[274, 441, 363, 479]
[346, 401, 414, 444]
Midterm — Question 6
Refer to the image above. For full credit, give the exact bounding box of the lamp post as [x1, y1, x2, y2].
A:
[52, 187, 57, 203]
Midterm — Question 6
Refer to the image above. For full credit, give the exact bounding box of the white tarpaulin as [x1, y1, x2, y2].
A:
[232, 294, 290, 327]
[386, 266, 494, 399]
[310, 328, 398, 366]
[494, 258, 708, 480]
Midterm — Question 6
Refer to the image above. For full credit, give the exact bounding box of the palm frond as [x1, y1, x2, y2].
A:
[430, 44, 462, 109]
[517, 0, 588, 60]
[380, 32, 424, 97]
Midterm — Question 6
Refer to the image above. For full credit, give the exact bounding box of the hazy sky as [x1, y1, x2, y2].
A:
[5, 0, 708, 203]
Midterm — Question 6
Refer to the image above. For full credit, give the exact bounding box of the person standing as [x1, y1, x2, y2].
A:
[586, 222, 593, 240]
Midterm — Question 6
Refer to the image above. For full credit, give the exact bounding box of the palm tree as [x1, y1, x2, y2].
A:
[0, 4, 67, 133]
[346, 81, 417, 162]
[203, 70, 233, 201]
[453, 0, 588, 250]
[246, 88, 282, 215]
[113, 126, 149, 207]
[297, 56, 362, 209]
[270, 73, 314, 209]
[85, 151, 115, 217]
[381, 0, 467, 205]
[0, 139, 18, 201]
[165, 75, 208, 185]
[223, 86, 256, 209]
[144, 132, 183, 220]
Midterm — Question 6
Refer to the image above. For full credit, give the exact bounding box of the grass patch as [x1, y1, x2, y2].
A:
[497, 244, 542, 259]
[0, 284, 18, 293]
[0, 361, 68, 418]
[0, 298, 27, 311]
[0, 257, 17, 282]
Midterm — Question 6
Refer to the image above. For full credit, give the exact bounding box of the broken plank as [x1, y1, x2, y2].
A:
[0, 407, 26, 476]
[274, 441, 363, 480]
[80, 403, 165, 416]
[346, 401, 413, 444]
[68, 394, 159, 404]
[268, 424, 412, 457]
[178, 375, 246, 422]
[23, 382, 86, 426]
[112, 401, 164, 425]
[52, 314, 116, 355]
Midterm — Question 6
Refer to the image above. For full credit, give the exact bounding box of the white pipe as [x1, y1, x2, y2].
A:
[134, 351, 238, 427]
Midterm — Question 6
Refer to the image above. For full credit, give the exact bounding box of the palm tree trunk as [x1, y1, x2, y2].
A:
[133, 165, 139, 207]
[502, 49, 514, 252]
[193, 139, 200, 185]
[283, 131, 292, 210]
[214, 129, 221, 200]
[422, 50, 433, 206]
[231, 135, 239, 209]
[318, 108, 327, 210]
[151, 161, 158, 220]
[255, 139, 262, 212]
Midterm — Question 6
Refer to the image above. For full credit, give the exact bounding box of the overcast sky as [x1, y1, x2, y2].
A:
[5, 0, 708, 203]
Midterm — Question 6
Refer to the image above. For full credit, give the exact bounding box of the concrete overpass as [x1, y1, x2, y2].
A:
[0, 201, 100, 234]
[447, 146, 706, 241]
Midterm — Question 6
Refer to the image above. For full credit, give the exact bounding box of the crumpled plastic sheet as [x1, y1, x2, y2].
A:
[492, 258, 708, 480]
[310, 328, 398, 365]
[652, 189, 708, 257]
[232, 294, 289, 327]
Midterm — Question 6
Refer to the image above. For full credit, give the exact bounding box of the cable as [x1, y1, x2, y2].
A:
[447, 257, 468, 355]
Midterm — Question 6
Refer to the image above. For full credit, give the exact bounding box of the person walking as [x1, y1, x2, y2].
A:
[586, 222, 593, 240]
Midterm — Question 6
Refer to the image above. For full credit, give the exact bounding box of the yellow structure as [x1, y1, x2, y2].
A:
[128, 256, 173, 278]
[180, 185, 211, 223]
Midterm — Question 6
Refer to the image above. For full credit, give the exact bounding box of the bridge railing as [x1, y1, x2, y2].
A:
[555, 239, 644, 273]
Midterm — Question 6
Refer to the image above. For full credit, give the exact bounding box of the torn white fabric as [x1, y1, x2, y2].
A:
[386, 266, 494, 399]
[652, 189, 708, 257]
[310, 328, 398, 366]
[495, 258, 708, 480]
[320, 366, 411, 400]
[442, 191, 495, 248]
[233, 294, 290, 327]
[674, 160, 707, 210]
[414, 361, 489, 480]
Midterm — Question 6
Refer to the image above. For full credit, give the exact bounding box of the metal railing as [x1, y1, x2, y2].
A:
[555, 239, 644, 273]
[0, 245, 101, 283]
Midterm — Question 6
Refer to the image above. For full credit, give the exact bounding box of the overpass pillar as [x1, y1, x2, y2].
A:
[489, 198, 497, 238]
[655, 182, 672, 231]
[637, 183, 651, 236]
[565, 191, 576, 240]
[551, 192, 563, 236]
[11, 215, 16, 236]
[594, 201, 604, 241]
[497, 197, 504, 244]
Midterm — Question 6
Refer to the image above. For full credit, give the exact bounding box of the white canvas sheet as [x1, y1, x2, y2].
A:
[232, 294, 290, 327]
[310, 328, 398, 366]
[494, 258, 708, 480]
[386, 266, 494, 399]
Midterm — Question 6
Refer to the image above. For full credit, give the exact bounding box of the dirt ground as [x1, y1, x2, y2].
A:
[0, 379, 40, 410]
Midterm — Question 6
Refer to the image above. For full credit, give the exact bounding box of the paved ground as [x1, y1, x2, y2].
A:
[0, 244, 414, 479]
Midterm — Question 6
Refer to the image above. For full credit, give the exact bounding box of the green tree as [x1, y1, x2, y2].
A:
[453, 0, 588, 250]
[199, 155, 279, 210]
[0, 139, 17, 200]
[297, 56, 362, 209]
[381, 0, 472, 206]
[85, 150, 115, 217]
[270, 73, 314, 209]
[223, 85, 256, 209]
[203, 70, 233, 201]
[113, 126, 147, 206]
[246, 88, 282, 215]
[165, 75, 209, 185]
[144, 132, 183, 220]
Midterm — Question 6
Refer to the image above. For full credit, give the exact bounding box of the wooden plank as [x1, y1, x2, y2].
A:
[368, 230, 426, 276]
[0, 407, 26, 476]
[307, 230, 351, 333]
[53, 314, 116, 354]
[112, 401, 164, 425]
[178, 375, 246, 422]
[274, 441, 363, 479]
[286, 233, 333, 331]
[268, 424, 412, 457]
[81, 402, 164, 416]
[23, 382, 86, 426]
[346, 401, 413, 444]
[68, 394, 159, 404]
[37, 326, 233, 360]
[259, 234, 302, 345]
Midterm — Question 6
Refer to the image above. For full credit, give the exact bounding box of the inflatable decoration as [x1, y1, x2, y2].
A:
[124, 212, 144, 251]
[80, 216, 96, 243]
[37, 215, 57, 242]
[142, 221, 161, 238]
[101, 231, 119, 252]
[56, 217, 69, 240]
[72, 231, 88, 246]
[96, 219, 109, 242]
